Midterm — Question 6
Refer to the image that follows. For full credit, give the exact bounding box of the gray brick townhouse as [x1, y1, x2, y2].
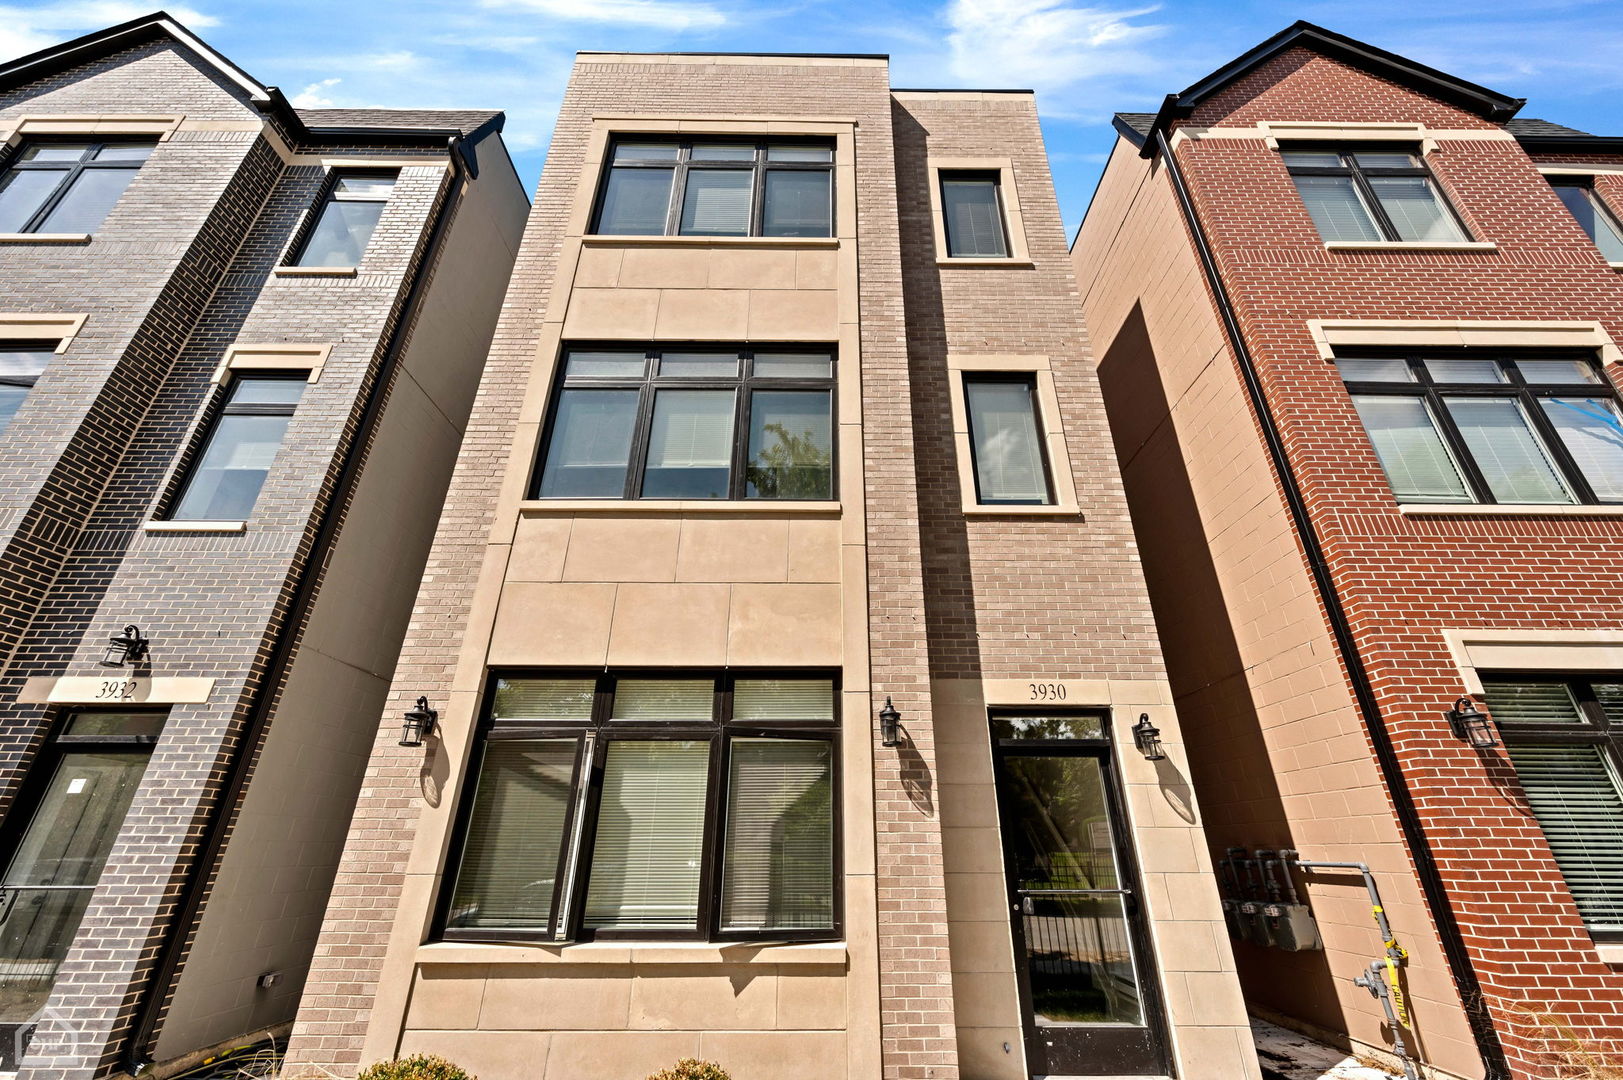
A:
[0, 12, 525, 1078]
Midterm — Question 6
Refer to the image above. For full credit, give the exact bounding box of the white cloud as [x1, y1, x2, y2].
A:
[290, 77, 341, 109]
[0, 1, 218, 63]
[945, 0, 1163, 93]
[478, 0, 727, 30]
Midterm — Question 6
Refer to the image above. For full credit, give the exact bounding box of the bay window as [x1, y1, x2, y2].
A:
[442, 673, 839, 942]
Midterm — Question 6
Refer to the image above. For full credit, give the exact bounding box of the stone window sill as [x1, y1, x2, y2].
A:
[418, 940, 846, 966]
[963, 502, 1082, 517]
[519, 499, 840, 515]
[581, 235, 840, 249]
[1609, 261, 1623, 271]
[1597, 943, 1623, 965]
[1398, 503, 1623, 517]
[938, 257, 1036, 267]
[273, 265, 358, 277]
[143, 520, 247, 533]
[1324, 240, 1497, 253]
[0, 233, 90, 244]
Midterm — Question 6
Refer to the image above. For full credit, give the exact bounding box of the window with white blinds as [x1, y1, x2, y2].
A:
[940, 172, 1009, 258]
[591, 139, 833, 238]
[1283, 148, 1467, 243]
[534, 347, 836, 502]
[1337, 354, 1623, 505]
[442, 673, 840, 942]
[964, 377, 1051, 504]
[1483, 678, 1623, 938]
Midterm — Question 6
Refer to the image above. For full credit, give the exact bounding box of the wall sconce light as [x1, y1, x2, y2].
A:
[879, 697, 901, 748]
[399, 696, 438, 747]
[1132, 713, 1165, 761]
[1446, 696, 1498, 749]
[100, 625, 149, 668]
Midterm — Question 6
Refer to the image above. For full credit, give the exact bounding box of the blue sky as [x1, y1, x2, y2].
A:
[6, 1, 1623, 234]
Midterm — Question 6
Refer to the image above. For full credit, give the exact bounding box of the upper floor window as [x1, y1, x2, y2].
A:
[442, 673, 838, 942]
[940, 171, 1009, 258]
[1283, 147, 1467, 243]
[534, 346, 834, 501]
[1548, 177, 1623, 263]
[170, 374, 305, 521]
[0, 141, 154, 234]
[291, 172, 397, 267]
[964, 375, 1051, 504]
[1481, 678, 1623, 939]
[0, 343, 54, 433]
[1338, 354, 1623, 505]
[592, 139, 834, 238]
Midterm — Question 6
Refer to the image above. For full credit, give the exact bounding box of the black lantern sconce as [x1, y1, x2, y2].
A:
[879, 697, 901, 748]
[1131, 713, 1166, 761]
[399, 696, 438, 748]
[1446, 696, 1498, 749]
[100, 625, 149, 668]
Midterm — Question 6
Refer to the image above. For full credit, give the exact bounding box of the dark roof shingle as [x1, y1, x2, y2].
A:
[1504, 117, 1592, 138]
[294, 108, 503, 135]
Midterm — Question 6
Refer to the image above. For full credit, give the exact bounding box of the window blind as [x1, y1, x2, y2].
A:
[1483, 682, 1585, 724]
[612, 679, 714, 721]
[447, 740, 576, 929]
[1367, 176, 1465, 242]
[1350, 396, 1470, 501]
[720, 738, 834, 931]
[646, 391, 735, 469]
[966, 380, 1049, 503]
[1503, 742, 1623, 933]
[1291, 175, 1380, 242]
[597, 167, 674, 235]
[733, 679, 835, 721]
[1541, 397, 1623, 501]
[941, 178, 1007, 257]
[1445, 397, 1573, 503]
[680, 169, 752, 236]
[583, 741, 709, 930]
[1552, 183, 1623, 263]
[491, 678, 595, 721]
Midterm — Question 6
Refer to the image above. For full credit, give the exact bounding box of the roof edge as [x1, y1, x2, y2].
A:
[1514, 134, 1623, 154]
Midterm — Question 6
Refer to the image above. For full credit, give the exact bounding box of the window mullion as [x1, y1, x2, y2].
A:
[1522, 386, 1600, 503]
[1428, 385, 1495, 503]
[731, 376, 750, 499]
[751, 154, 767, 237]
[666, 153, 688, 236]
[20, 162, 81, 234]
[1349, 164, 1400, 241]
[626, 377, 657, 499]
[697, 732, 725, 940]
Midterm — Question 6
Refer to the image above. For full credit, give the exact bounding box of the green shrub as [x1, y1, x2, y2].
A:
[646, 1060, 733, 1080]
[357, 1054, 477, 1080]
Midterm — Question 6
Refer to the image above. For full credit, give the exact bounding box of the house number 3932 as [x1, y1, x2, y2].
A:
[1028, 682, 1066, 702]
[96, 679, 137, 701]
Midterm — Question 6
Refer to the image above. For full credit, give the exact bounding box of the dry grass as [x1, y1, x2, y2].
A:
[1509, 1005, 1623, 1079]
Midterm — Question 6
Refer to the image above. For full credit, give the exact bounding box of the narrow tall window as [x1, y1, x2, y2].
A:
[940, 171, 1009, 257]
[1549, 177, 1623, 263]
[535, 348, 834, 501]
[291, 172, 397, 267]
[592, 140, 833, 238]
[170, 375, 305, 521]
[0, 141, 154, 234]
[1482, 679, 1623, 939]
[1283, 148, 1467, 243]
[964, 376, 1051, 504]
[1338, 354, 1623, 505]
[0, 343, 55, 433]
[442, 674, 838, 943]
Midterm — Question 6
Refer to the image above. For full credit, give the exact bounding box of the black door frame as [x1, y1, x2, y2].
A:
[989, 708, 1173, 1077]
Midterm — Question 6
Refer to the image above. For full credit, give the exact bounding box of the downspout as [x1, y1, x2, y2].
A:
[1151, 127, 1511, 1080]
[121, 135, 472, 1076]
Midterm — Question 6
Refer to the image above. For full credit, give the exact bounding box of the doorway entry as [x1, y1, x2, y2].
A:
[990, 711, 1170, 1076]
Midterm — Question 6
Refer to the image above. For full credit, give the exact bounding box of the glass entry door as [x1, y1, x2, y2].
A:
[0, 712, 159, 1070]
[991, 713, 1168, 1076]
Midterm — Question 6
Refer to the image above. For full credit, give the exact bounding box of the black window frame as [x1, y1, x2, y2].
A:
[1282, 142, 1471, 243]
[1547, 175, 1623, 259]
[285, 169, 399, 268]
[0, 138, 155, 235]
[0, 340, 57, 432]
[962, 372, 1055, 506]
[938, 169, 1011, 258]
[531, 344, 838, 502]
[436, 669, 843, 945]
[162, 370, 306, 521]
[1481, 674, 1623, 942]
[589, 137, 835, 238]
[1338, 350, 1623, 505]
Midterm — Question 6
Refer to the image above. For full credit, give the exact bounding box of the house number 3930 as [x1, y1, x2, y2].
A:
[96, 679, 137, 701]
[1028, 682, 1066, 702]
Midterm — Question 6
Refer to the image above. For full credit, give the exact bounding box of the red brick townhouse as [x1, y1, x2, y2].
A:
[1075, 21, 1623, 1080]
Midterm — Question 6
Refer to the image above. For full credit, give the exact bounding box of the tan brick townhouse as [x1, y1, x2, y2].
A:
[282, 50, 1256, 1080]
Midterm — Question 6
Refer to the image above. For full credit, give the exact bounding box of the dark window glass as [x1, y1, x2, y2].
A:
[1550, 178, 1623, 264]
[170, 375, 305, 521]
[441, 674, 839, 942]
[1283, 147, 1466, 242]
[940, 172, 1009, 257]
[534, 347, 836, 501]
[1481, 678, 1623, 938]
[591, 139, 833, 238]
[292, 173, 396, 267]
[964, 377, 1051, 504]
[1338, 354, 1623, 505]
[0, 343, 55, 434]
[0, 141, 153, 234]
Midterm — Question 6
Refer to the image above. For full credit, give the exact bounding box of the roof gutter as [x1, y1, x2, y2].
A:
[121, 133, 471, 1077]
[1151, 126, 1512, 1080]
